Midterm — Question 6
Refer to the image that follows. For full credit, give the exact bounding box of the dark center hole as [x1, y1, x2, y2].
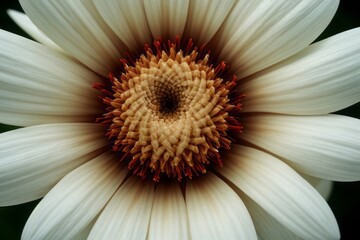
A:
[159, 89, 180, 114]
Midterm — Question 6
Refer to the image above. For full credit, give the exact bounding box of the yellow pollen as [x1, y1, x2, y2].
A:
[100, 45, 239, 181]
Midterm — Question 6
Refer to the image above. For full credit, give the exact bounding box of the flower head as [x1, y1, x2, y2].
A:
[1, 0, 360, 240]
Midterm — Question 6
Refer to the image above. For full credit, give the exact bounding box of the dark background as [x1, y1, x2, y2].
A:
[0, 1, 359, 239]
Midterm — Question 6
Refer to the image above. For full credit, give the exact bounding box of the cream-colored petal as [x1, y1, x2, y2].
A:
[147, 183, 189, 240]
[242, 28, 360, 115]
[241, 114, 360, 181]
[0, 123, 106, 206]
[213, 0, 338, 78]
[144, 0, 189, 39]
[93, 0, 151, 52]
[0, 30, 101, 126]
[240, 193, 302, 240]
[7, 10, 61, 50]
[73, 218, 97, 240]
[217, 145, 340, 240]
[20, 0, 125, 76]
[88, 177, 155, 240]
[302, 175, 333, 201]
[21, 152, 127, 240]
[184, 0, 235, 44]
[186, 172, 257, 240]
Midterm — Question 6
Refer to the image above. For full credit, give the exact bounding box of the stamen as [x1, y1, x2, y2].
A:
[94, 39, 243, 181]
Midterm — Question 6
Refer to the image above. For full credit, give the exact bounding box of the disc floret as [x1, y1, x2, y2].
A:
[95, 40, 242, 181]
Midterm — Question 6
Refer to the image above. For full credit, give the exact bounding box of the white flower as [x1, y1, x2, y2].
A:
[1, 0, 360, 240]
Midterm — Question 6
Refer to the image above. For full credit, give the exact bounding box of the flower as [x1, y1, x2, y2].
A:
[1, 0, 360, 239]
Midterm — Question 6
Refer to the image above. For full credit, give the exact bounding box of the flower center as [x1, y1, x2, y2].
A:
[95, 40, 243, 181]
[158, 89, 179, 114]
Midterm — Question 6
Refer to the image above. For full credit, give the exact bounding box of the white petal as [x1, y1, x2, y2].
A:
[302, 175, 334, 201]
[240, 193, 302, 240]
[186, 172, 257, 240]
[148, 183, 190, 240]
[213, 0, 339, 78]
[0, 30, 101, 126]
[0, 123, 106, 206]
[7, 10, 61, 50]
[242, 28, 360, 114]
[88, 177, 155, 240]
[72, 218, 97, 240]
[93, 0, 152, 52]
[20, 0, 125, 76]
[22, 152, 127, 240]
[184, 0, 235, 44]
[217, 145, 340, 240]
[144, 0, 189, 39]
[241, 114, 360, 181]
